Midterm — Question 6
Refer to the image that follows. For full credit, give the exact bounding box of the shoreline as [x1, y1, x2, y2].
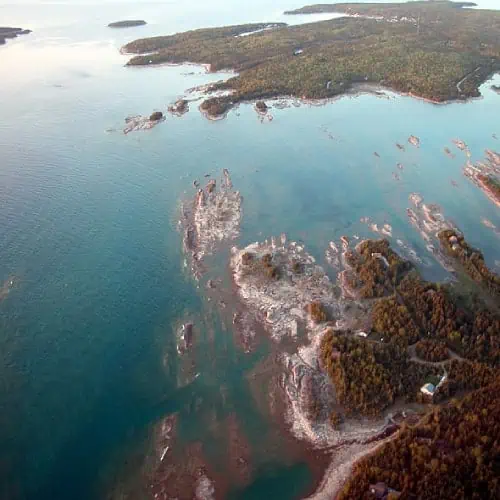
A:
[193, 78, 497, 121]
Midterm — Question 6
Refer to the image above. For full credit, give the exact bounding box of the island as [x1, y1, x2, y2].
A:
[122, 110, 165, 134]
[122, 1, 500, 118]
[108, 20, 147, 28]
[168, 99, 189, 116]
[0, 27, 31, 45]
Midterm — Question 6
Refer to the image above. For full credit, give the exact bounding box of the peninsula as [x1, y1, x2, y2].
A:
[108, 20, 146, 28]
[0, 27, 31, 45]
[123, 1, 500, 118]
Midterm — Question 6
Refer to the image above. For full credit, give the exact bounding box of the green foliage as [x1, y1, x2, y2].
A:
[320, 330, 439, 416]
[372, 297, 420, 346]
[339, 378, 500, 499]
[123, 2, 500, 116]
[345, 239, 413, 298]
[415, 339, 449, 362]
[439, 229, 500, 297]
[307, 301, 329, 322]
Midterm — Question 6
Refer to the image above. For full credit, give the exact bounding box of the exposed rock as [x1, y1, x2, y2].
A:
[406, 194, 457, 271]
[177, 322, 194, 354]
[255, 100, 268, 114]
[408, 135, 420, 148]
[123, 113, 165, 134]
[231, 238, 339, 342]
[168, 99, 189, 116]
[180, 169, 242, 278]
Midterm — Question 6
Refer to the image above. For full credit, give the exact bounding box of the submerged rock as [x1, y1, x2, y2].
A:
[408, 135, 420, 148]
[0, 275, 15, 301]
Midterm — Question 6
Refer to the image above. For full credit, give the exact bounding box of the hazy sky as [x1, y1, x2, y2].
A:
[0, 0, 498, 7]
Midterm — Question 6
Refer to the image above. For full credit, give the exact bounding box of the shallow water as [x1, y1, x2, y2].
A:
[1, 1, 500, 499]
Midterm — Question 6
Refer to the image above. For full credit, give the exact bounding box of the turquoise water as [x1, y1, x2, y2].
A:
[0, 1, 499, 499]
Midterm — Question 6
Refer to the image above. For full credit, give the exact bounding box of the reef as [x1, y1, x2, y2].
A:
[180, 170, 242, 278]
[231, 237, 339, 342]
[463, 149, 500, 207]
[123, 112, 165, 134]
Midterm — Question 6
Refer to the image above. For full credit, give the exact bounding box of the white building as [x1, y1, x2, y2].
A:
[420, 383, 436, 397]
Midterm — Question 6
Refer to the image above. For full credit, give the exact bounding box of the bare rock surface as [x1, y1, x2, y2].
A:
[180, 169, 242, 278]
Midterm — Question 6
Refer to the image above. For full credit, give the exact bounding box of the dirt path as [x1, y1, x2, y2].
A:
[408, 343, 465, 367]
[456, 66, 481, 92]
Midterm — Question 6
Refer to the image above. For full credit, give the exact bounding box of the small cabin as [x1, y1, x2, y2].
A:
[369, 482, 388, 499]
[420, 382, 436, 397]
[355, 331, 369, 338]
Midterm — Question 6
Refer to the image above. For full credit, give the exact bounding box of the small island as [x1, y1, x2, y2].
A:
[0, 27, 32, 45]
[108, 20, 147, 28]
[122, 1, 500, 119]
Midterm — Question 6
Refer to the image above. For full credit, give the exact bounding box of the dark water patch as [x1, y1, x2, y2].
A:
[228, 461, 312, 500]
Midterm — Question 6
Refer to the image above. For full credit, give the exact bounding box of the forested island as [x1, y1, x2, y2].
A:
[123, 1, 500, 118]
[0, 27, 31, 45]
[108, 20, 147, 28]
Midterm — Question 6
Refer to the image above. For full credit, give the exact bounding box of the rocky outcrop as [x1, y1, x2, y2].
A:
[168, 99, 189, 116]
[123, 112, 165, 134]
[180, 170, 242, 278]
[463, 149, 500, 207]
[255, 101, 268, 114]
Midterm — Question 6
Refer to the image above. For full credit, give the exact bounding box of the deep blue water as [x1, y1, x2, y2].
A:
[0, 1, 499, 499]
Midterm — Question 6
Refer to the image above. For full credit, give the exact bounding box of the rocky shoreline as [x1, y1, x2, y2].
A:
[123, 145, 500, 499]
[463, 149, 500, 207]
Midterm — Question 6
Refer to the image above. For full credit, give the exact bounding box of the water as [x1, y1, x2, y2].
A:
[0, 1, 499, 499]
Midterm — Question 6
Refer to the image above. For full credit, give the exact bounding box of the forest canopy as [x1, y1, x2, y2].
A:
[123, 2, 500, 117]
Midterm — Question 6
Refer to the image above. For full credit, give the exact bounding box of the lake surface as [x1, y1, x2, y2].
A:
[1, 1, 499, 499]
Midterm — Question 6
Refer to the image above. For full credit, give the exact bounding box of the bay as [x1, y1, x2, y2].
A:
[0, 1, 499, 499]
